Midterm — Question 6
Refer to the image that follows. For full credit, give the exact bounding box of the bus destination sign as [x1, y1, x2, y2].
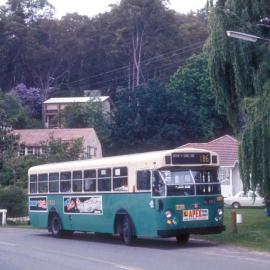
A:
[171, 152, 210, 165]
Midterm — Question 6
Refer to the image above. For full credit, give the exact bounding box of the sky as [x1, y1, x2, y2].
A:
[0, 0, 208, 18]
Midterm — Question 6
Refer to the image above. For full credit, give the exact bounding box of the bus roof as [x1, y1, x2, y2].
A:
[28, 148, 218, 174]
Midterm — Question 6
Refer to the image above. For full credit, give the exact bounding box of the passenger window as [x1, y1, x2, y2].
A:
[98, 168, 111, 191]
[84, 170, 96, 192]
[73, 171, 82, 192]
[60, 172, 71, 192]
[113, 167, 128, 192]
[29, 174, 37, 193]
[137, 170, 151, 191]
[38, 174, 48, 193]
[49, 173, 59, 193]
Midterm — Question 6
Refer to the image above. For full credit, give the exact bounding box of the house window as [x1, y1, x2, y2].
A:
[34, 147, 41, 156]
[19, 146, 25, 156]
[86, 146, 96, 158]
[27, 147, 33, 155]
[218, 168, 230, 185]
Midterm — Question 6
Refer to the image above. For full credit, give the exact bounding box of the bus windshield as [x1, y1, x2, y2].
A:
[158, 169, 220, 196]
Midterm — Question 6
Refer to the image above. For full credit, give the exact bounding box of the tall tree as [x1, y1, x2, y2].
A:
[207, 0, 270, 195]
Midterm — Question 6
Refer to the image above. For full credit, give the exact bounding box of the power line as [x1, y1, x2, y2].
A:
[65, 41, 205, 88]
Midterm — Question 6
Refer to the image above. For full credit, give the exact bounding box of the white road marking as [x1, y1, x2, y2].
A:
[0, 241, 17, 247]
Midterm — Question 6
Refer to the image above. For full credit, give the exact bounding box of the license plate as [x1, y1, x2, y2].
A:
[183, 209, 208, 221]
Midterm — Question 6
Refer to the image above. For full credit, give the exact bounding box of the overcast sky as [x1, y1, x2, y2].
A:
[0, 0, 208, 18]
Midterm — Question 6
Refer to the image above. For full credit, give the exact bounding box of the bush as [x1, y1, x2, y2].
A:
[0, 186, 27, 217]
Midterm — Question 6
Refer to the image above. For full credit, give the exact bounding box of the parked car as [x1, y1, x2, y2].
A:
[224, 191, 265, 208]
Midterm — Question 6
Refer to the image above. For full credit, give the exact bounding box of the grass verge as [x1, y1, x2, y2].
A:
[198, 208, 270, 251]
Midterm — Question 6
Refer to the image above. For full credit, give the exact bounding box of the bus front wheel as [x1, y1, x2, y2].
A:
[122, 215, 134, 245]
[50, 215, 63, 238]
[176, 233, 190, 245]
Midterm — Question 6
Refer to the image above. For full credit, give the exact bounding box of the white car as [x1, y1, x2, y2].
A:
[224, 191, 265, 208]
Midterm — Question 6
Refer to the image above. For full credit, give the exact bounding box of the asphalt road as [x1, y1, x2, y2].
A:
[0, 227, 270, 270]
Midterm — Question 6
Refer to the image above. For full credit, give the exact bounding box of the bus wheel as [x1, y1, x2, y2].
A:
[51, 215, 63, 238]
[176, 234, 190, 245]
[122, 215, 134, 245]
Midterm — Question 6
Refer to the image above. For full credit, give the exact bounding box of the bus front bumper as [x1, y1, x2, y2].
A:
[157, 225, 226, 237]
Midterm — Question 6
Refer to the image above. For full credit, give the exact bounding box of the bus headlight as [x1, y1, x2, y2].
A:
[217, 208, 223, 216]
[165, 210, 173, 219]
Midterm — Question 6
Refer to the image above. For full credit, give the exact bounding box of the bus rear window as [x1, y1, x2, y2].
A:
[29, 174, 37, 193]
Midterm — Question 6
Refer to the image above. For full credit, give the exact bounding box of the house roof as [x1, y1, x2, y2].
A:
[13, 128, 96, 146]
[43, 96, 110, 104]
[179, 135, 239, 167]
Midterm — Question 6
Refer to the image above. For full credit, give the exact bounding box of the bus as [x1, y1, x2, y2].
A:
[28, 148, 225, 245]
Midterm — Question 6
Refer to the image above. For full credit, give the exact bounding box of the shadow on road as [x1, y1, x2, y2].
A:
[37, 231, 218, 250]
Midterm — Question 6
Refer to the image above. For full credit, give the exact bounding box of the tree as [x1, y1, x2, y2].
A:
[207, 0, 270, 195]
[0, 137, 83, 188]
[168, 53, 230, 141]
[11, 83, 44, 118]
[0, 186, 27, 217]
[61, 101, 111, 150]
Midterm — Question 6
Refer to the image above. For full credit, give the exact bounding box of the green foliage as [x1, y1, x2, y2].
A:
[207, 0, 270, 195]
[168, 53, 230, 141]
[0, 138, 83, 189]
[0, 186, 27, 217]
[61, 101, 111, 149]
[44, 137, 84, 163]
[109, 68, 229, 155]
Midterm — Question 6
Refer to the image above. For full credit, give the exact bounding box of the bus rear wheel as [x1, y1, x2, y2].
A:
[50, 215, 63, 238]
[176, 233, 190, 245]
[122, 215, 134, 245]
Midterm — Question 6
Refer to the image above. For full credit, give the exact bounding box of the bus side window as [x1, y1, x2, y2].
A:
[29, 174, 37, 193]
[84, 170, 96, 192]
[38, 174, 48, 193]
[98, 168, 111, 192]
[73, 171, 82, 192]
[137, 170, 151, 191]
[113, 167, 128, 192]
[152, 171, 165, 197]
[49, 173, 59, 193]
[60, 172, 71, 193]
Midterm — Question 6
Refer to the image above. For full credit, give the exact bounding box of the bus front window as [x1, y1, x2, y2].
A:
[160, 169, 221, 196]
[161, 170, 195, 196]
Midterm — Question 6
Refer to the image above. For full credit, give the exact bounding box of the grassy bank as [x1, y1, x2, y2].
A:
[198, 208, 270, 251]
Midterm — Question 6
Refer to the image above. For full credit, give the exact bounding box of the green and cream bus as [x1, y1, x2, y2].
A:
[28, 148, 225, 245]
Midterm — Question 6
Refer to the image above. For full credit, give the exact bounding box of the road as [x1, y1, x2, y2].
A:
[0, 227, 270, 270]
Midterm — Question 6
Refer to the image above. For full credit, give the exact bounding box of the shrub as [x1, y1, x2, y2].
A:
[0, 186, 27, 217]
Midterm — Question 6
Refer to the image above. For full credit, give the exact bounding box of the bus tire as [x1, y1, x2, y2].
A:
[122, 215, 134, 245]
[50, 214, 63, 238]
[176, 233, 190, 245]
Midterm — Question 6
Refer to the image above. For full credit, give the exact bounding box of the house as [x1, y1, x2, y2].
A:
[12, 128, 102, 159]
[179, 135, 242, 197]
[42, 96, 113, 128]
